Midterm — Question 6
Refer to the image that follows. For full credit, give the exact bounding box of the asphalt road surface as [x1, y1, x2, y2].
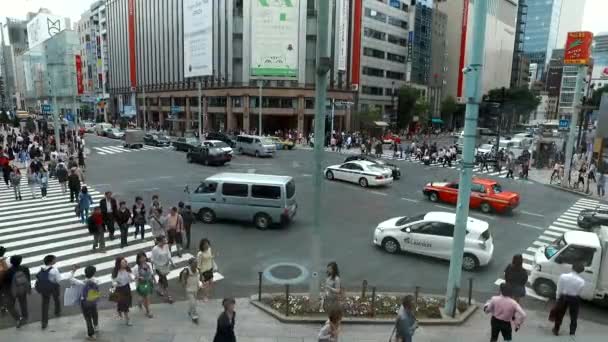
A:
[1, 133, 606, 329]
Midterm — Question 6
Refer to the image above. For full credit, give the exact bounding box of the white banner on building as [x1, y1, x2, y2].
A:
[26, 13, 67, 49]
[337, 0, 349, 71]
[250, 0, 300, 78]
[183, 0, 213, 78]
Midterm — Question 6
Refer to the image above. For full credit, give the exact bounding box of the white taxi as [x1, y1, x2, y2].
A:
[203, 140, 234, 156]
[372, 211, 494, 271]
[325, 160, 393, 187]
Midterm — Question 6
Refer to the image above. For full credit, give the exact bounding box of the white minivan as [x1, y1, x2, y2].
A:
[236, 135, 276, 157]
[95, 123, 113, 136]
[185, 173, 297, 230]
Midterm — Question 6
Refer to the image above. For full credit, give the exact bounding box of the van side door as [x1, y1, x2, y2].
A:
[218, 182, 250, 221]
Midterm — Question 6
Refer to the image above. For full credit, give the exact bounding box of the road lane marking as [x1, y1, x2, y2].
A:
[369, 190, 388, 196]
[543, 230, 563, 237]
[520, 210, 544, 217]
[434, 204, 453, 210]
[494, 279, 547, 302]
[516, 222, 544, 230]
[401, 197, 419, 203]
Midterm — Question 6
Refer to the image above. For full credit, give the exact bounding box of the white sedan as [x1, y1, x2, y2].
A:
[203, 140, 233, 156]
[325, 160, 393, 187]
[372, 211, 494, 271]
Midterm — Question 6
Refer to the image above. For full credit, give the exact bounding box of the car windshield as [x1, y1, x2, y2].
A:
[396, 214, 426, 226]
[214, 141, 230, 148]
[262, 138, 275, 145]
[492, 184, 503, 193]
[186, 138, 199, 144]
[545, 236, 567, 259]
[479, 144, 493, 150]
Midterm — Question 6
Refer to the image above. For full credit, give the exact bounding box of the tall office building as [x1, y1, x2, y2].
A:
[0, 18, 29, 110]
[429, 4, 447, 120]
[106, 0, 355, 135]
[76, 0, 110, 121]
[522, 0, 562, 79]
[591, 33, 608, 89]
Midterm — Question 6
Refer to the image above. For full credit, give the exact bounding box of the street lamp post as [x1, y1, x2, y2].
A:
[258, 81, 263, 135]
[330, 98, 335, 134]
[198, 79, 203, 141]
[143, 88, 147, 131]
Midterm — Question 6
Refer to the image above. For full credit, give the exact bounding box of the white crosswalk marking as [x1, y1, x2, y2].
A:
[0, 178, 221, 290]
[492, 198, 602, 302]
[92, 145, 171, 156]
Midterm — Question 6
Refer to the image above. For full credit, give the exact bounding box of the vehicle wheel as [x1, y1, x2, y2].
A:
[359, 178, 368, 187]
[198, 209, 216, 224]
[480, 202, 492, 214]
[326, 171, 334, 180]
[462, 253, 479, 271]
[202, 158, 209, 166]
[254, 213, 271, 230]
[533, 279, 556, 299]
[238, 148, 244, 154]
[187, 154, 194, 163]
[255, 150, 260, 158]
[428, 192, 439, 202]
[382, 238, 400, 254]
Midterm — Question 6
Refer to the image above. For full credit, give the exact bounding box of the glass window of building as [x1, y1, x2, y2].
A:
[387, 34, 407, 47]
[363, 47, 385, 59]
[388, 16, 408, 30]
[362, 66, 384, 77]
[362, 86, 384, 96]
[365, 8, 387, 23]
[387, 52, 406, 64]
[364, 27, 386, 41]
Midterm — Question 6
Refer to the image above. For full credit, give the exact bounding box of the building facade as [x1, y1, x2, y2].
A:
[429, 4, 447, 119]
[358, 0, 415, 125]
[522, 0, 562, 78]
[437, 0, 517, 101]
[411, 2, 432, 86]
[510, 0, 529, 88]
[0, 18, 29, 111]
[591, 33, 608, 89]
[106, 0, 355, 136]
[545, 48, 563, 119]
[76, 0, 110, 121]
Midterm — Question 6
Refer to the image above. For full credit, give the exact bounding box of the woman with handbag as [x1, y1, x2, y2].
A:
[196, 238, 216, 302]
[111, 257, 135, 326]
[152, 236, 174, 303]
[132, 252, 154, 318]
[394, 295, 418, 342]
[323, 262, 341, 312]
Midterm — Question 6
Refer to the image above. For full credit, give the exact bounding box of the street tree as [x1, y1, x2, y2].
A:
[357, 105, 382, 129]
[397, 86, 420, 129]
[487, 87, 540, 131]
[591, 85, 608, 108]
[0, 111, 9, 124]
[414, 98, 430, 125]
[440, 96, 459, 118]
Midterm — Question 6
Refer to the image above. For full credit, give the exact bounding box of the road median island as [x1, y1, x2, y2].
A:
[250, 292, 478, 325]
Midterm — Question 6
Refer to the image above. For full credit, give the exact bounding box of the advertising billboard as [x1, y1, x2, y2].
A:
[26, 13, 66, 48]
[564, 31, 593, 65]
[337, 0, 349, 71]
[128, 0, 137, 89]
[183, 0, 213, 78]
[75, 55, 84, 95]
[251, 0, 300, 78]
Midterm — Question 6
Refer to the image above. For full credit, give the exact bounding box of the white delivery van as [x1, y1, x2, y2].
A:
[95, 123, 112, 136]
[529, 227, 608, 305]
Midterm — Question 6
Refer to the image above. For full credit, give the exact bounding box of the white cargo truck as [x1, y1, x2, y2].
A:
[529, 227, 608, 305]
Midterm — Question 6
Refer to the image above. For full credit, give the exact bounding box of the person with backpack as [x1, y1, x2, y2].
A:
[111, 257, 135, 326]
[180, 204, 195, 250]
[36, 254, 62, 329]
[2, 255, 30, 328]
[66, 265, 100, 341]
[132, 252, 154, 318]
[115, 201, 131, 248]
[132, 197, 147, 240]
[68, 168, 81, 203]
[179, 258, 202, 324]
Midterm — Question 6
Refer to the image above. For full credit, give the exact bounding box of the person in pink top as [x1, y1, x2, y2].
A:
[484, 283, 526, 341]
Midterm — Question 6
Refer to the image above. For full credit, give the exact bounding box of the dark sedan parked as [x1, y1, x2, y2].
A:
[577, 208, 608, 229]
[206, 132, 236, 148]
[173, 137, 201, 152]
[344, 155, 401, 180]
[186, 146, 232, 166]
[144, 133, 171, 147]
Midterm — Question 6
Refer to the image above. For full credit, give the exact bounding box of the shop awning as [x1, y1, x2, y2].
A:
[431, 118, 444, 124]
[373, 121, 389, 127]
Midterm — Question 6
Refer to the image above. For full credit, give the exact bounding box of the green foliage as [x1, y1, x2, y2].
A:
[358, 106, 382, 127]
[397, 86, 420, 129]
[12, 115, 20, 127]
[119, 117, 128, 130]
[486, 87, 540, 127]
[414, 98, 430, 123]
[591, 85, 608, 108]
[440, 96, 459, 116]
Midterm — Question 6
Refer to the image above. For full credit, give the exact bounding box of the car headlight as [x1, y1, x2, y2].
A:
[376, 226, 384, 232]
[534, 264, 541, 272]
[478, 241, 487, 250]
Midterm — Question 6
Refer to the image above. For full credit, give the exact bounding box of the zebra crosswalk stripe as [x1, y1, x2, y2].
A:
[0, 178, 217, 291]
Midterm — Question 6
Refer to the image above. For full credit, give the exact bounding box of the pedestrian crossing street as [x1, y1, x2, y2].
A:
[93, 145, 172, 155]
[0, 178, 223, 291]
[494, 198, 604, 301]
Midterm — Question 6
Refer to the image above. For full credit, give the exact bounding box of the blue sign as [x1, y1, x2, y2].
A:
[171, 106, 181, 113]
[41, 104, 52, 114]
[65, 113, 74, 122]
[559, 119, 570, 129]
[389, 0, 401, 9]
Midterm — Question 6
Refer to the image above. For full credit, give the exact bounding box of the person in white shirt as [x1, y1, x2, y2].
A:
[151, 236, 174, 302]
[553, 263, 586, 336]
[111, 257, 135, 326]
[66, 265, 100, 340]
[37, 255, 62, 329]
[179, 258, 202, 323]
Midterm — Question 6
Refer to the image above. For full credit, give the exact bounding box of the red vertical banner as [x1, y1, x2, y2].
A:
[456, 0, 469, 98]
[351, 0, 362, 86]
[75, 55, 84, 95]
[128, 0, 137, 89]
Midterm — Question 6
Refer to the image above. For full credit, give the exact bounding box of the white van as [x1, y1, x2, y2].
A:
[236, 135, 276, 157]
[95, 123, 112, 136]
[185, 173, 297, 230]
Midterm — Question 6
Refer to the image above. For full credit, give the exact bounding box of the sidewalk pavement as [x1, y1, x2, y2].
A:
[527, 167, 606, 201]
[1, 298, 604, 342]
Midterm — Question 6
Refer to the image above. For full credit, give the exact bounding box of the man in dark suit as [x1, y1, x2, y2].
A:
[99, 191, 118, 240]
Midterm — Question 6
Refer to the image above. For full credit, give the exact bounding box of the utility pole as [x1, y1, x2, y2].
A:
[52, 96, 61, 152]
[444, 0, 488, 315]
[330, 98, 335, 134]
[143, 88, 147, 131]
[198, 79, 203, 141]
[561, 66, 587, 187]
[258, 81, 263, 135]
[309, 0, 330, 304]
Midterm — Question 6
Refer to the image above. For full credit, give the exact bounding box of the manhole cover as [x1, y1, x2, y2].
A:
[263, 262, 309, 285]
